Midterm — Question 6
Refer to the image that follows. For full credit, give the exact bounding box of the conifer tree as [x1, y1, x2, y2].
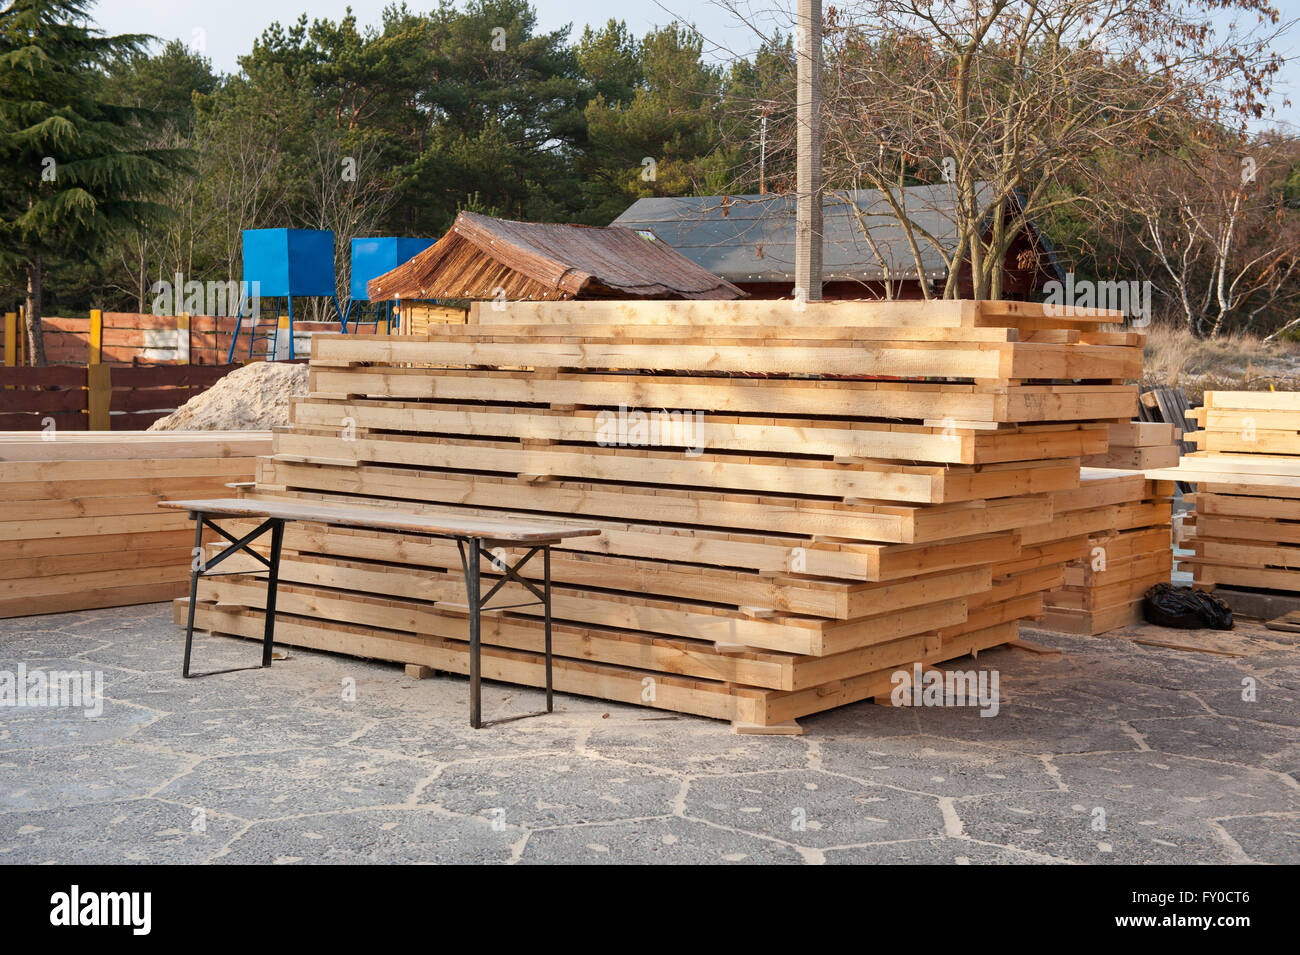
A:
[0, 0, 186, 363]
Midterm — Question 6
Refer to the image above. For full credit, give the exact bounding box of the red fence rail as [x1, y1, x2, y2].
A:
[0, 363, 243, 430]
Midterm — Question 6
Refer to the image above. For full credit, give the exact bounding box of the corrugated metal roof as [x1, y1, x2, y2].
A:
[367, 211, 744, 302]
[611, 183, 1001, 283]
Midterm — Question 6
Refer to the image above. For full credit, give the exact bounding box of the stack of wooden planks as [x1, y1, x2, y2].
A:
[1153, 390, 1300, 593]
[1, 432, 270, 618]
[175, 299, 1143, 731]
[399, 304, 468, 334]
[1041, 417, 1179, 633]
[1040, 469, 1176, 634]
[1083, 420, 1180, 470]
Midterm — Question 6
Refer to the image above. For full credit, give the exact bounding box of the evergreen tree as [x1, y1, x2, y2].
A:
[578, 23, 728, 224]
[0, 0, 187, 363]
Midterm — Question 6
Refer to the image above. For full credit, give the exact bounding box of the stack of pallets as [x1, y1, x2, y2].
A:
[176, 300, 1142, 731]
[1, 432, 270, 617]
[1161, 391, 1300, 592]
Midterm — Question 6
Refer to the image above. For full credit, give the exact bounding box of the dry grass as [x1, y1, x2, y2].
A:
[1141, 324, 1300, 402]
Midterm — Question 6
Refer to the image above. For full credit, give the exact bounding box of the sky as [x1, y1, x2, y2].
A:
[95, 0, 1300, 131]
[94, 0, 767, 66]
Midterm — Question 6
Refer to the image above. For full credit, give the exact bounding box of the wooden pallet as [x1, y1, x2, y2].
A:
[174, 299, 1142, 730]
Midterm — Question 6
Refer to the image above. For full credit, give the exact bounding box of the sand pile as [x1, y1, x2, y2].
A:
[148, 362, 309, 431]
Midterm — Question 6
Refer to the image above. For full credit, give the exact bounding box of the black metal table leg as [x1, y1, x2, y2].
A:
[466, 537, 482, 728]
[179, 514, 277, 677]
[544, 547, 553, 713]
[261, 519, 285, 667]
[182, 512, 205, 678]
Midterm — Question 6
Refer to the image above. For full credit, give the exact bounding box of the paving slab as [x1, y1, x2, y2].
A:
[216, 808, 512, 865]
[519, 816, 803, 864]
[682, 770, 946, 848]
[156, 747, 429, 820]
[953, 789, 1226, 864]
[0, 603, 1296, 864]
[0, 797, 241, 864]
[415, 752, 681, 828]
[0, 742, 193, 811]
[817, 736, 1059, 797]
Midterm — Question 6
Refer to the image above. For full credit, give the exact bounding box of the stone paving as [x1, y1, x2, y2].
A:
[1, 602, 1297, 864]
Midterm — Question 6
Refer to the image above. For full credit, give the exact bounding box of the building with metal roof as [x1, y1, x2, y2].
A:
[611, 183, 1063, 300]
[367, 211, 745, 303]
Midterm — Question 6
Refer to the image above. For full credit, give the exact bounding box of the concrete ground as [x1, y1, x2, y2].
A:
[1, 603, 1297, 865]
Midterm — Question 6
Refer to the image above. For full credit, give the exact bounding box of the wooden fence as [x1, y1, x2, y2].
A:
[0, 362, 243, 430]
[4, 310, 342, 365]
[42, 312, 241, 364]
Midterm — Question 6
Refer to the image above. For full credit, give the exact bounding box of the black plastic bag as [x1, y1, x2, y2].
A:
[1141, 583, 1234, 630]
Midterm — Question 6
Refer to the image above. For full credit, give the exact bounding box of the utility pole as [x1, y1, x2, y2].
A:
[795, 0, 823, 302]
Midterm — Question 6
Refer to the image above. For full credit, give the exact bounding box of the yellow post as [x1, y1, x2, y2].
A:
[87, 363, 111, 430]
[276, 313, 291, 360]
[3, 313, 15, 367]
[177, 312, 191, 364]
[17, 306, 26, 366]
[89, 309, 103, 365]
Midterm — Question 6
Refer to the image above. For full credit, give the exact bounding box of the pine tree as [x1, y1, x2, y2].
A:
[0, 0, 187, 363]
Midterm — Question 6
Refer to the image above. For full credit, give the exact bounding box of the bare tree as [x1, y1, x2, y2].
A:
[716, 0, 1287, 301]
[300, 133, 396, 319]
[1106, 134, 1300, 337]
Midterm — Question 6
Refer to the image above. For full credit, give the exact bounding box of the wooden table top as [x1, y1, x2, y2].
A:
[160, 498, 603, 544]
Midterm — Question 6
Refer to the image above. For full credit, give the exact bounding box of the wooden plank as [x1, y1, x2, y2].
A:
[272, 431, 949, 506]
[272, 519, 996, 619]
[159, 496, 603, 544]
[0, 582, 185, 619]
[0, 433, 271, 462]
[470, 299, 982, 328]
[309, 366, 1139, 424]
[293, 396, 1109, 466]
[215, 556, 971, 657]
[1200, 390, 1300, 412]
[1082, 445, 1179, 469]
[1105, 420, 1176, 447]
[310, 335, 1141, 381]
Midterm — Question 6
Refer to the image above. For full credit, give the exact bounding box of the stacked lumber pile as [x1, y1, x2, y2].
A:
[400, 304, 468, 334]
[1157, 391, 1300, 592]
[1041, 418, 1179, 634]
[1040, 469, 1176, 634]
[175, 300, 1142, 731]
[1, 432, 270, 618]
[1083, 420, 1180, 470]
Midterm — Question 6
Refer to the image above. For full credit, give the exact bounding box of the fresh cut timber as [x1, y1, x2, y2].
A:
[1151, 391, 1300, 593]
[2, 432, 270, 617]
[172, 299, 1142, 732]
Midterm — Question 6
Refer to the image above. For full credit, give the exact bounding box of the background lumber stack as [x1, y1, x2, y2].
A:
[1042, 416, 1179, 633]
[1160, 391, 1300, 593]
[1040, 469, 1175, 634]
[174, 300, 1142, 731]
[1083, 420, 1180, 470]
[1, 432, 270, 618]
